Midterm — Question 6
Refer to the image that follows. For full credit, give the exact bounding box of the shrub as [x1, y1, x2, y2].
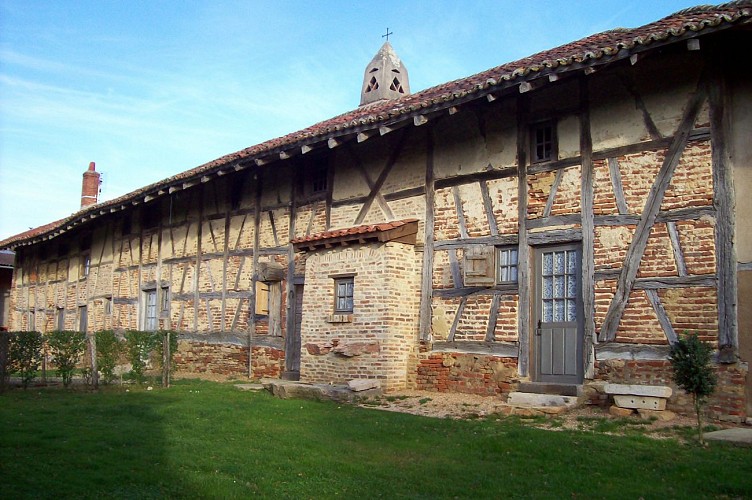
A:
[8, 331, 43, 388]
[124, 330, 159, 384]
[668, 333, 717, 445]
[47, 331, 87, 388]
[96, 330, 123, 384]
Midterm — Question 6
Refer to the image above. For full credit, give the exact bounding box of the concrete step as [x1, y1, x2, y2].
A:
[517, 382, 582, 397]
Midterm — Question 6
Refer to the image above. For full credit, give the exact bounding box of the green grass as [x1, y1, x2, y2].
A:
[1, 380, 750, 499]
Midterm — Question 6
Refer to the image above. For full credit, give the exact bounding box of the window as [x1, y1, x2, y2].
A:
[496, 247, 519, 284]
[81, 253, 91, 278]
[105, 297, 112, 315]
[531, 121, 556, 163]
[28, 310, 35, 331]
[78, 305, 87, 333]
[144, 290, 158, 331]
[143, 287, 168, 331]
[160, 286, 170, 316]
[56, 307, 65, 331]
[334, 277, 354, 313]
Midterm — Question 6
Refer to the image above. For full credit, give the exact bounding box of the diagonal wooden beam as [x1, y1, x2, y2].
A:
[666, 222, 687, 277]
[354, 129, 408, 225]
[452, 185, 469, 239]
[543, 169, 564, 218]
[607, 157, 629, 215]
[447, 297, 467, 342]
[485, 294, 501, 342]
[343, 144, 394, 221]
[599, 83, 707, 342]
[619, 72, 662, 141]
[479, 180, 499, 236]
[645, 289, 678, 344]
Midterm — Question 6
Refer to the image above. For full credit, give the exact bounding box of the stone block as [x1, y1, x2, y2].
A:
[637, 408, 676, 421]
[609, 405, 635, 417]
[348, 379, 381, 392]
[613, 394, 667, 410]
[604, 383, 672, 398]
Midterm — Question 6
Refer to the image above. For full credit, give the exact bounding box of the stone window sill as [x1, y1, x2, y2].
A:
[327, 314, 353, 323]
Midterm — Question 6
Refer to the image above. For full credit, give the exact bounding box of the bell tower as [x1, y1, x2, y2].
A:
[359, 41, 410, 106]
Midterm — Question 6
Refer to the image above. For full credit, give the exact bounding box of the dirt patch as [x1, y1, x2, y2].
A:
[357, 389, 724, 439]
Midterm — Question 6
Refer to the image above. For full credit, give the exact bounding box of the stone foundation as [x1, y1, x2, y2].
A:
[174, 340, 284, 379]
[416, 352, 519, 396]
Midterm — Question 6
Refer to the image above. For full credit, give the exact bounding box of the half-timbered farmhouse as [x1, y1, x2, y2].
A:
[2, 2, 750, 421]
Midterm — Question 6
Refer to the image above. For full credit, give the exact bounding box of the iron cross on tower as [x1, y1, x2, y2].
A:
[382, 28, 393, 41]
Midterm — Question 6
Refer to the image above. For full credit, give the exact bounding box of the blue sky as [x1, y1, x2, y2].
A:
[0, 0, 701, 239]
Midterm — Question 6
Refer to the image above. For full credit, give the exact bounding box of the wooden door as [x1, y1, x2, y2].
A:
[534, 245, 583, 384]
[283, 283, 303, 379]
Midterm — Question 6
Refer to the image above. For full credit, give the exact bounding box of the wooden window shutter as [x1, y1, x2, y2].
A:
[255, 282, 270, 315]
[464, 246, 495, 286]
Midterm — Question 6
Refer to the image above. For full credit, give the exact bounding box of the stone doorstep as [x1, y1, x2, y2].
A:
[517, 382, 582, 397]
[507, 392, 579, 409]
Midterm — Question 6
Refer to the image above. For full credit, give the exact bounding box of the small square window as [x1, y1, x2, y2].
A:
[312, 168, 328, 194]
[334, 277, 354, 313]
[496, 247, 519, 284]
[531, 121, 556, 163]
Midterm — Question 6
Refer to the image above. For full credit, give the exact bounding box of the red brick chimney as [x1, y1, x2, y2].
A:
[81, 161, 101, 208]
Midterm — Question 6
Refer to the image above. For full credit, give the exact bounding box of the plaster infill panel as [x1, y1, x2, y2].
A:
[433, 112, 490, 180]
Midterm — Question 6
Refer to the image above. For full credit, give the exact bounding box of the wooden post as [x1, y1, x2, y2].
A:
[162, 331, 170, 388]
[249, 175, 261, 379]
[708, 63, 738, 359]
[89, 331, 99, 388]
[579, 76, 596, 379]
[419, 126, 435, 341]
[516, 96, 530, 377]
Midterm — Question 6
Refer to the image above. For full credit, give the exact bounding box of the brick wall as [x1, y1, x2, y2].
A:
[299, 242, 420, 391]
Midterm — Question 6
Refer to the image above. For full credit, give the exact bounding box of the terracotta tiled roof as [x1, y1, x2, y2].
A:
[2, 1, 750, 250]
[292, 219, 419, 247]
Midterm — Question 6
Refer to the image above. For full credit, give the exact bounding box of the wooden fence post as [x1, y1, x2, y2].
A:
[0, 330, 9, 391]
[162, 331, 170, 388]
[89, 332, 99, 389]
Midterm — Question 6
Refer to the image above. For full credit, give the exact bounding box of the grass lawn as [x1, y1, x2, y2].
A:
[1, 379, 750, 499]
